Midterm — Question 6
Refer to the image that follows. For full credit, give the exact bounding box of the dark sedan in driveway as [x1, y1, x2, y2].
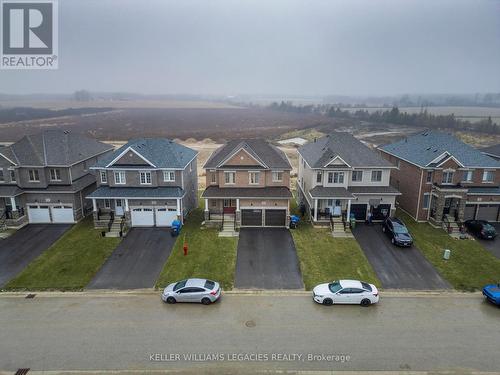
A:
[382, 217, 413, 247]
[464, 220, 497, 240]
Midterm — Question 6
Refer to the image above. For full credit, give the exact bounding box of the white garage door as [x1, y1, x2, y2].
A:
[131, 207, 155, 227]
[155, 208, 177, 227]
[27, 205, 51, 223]
[51, 205, 75, 223]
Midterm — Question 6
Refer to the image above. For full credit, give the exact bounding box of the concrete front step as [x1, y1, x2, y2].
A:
[218, 231, 239, 237]
[105, 231, 121, 238]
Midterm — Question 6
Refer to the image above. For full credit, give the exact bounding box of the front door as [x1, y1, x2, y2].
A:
[223, 199, 236, 213]
[115, 199, 124, 216]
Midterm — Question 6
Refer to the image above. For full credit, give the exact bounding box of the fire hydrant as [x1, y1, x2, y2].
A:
[183, 242, 188, 256]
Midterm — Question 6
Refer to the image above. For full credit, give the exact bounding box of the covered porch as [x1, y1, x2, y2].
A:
[428, 186, 467, 233]
[308, 186, 354, 224]
[0, 187, 27, 228]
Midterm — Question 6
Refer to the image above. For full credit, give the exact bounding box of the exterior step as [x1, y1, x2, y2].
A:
[218, 231, 239, 237]
[105, 231, 121, 237]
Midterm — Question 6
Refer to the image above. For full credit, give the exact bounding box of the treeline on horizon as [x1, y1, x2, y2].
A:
[267, 101, 500, 134]
[0, 107, 113, 123]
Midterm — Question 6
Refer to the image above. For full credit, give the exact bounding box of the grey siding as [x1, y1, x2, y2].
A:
[182, 158, 198, 214]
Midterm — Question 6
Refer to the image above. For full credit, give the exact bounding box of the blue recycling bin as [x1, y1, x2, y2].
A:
[290, 215, 300, 229]
[170, 219, 182, 237]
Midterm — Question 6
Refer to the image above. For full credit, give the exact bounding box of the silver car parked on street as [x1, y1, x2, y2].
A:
[162, 278, 221, 305]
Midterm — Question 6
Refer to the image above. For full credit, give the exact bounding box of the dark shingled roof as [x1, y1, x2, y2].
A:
[380, 131, 500, 168]
[298, 133, 393, 168]
[86, 186, 184, 199]
[0, 185, 24, 197]
[94, 138, 197, 169]
[309, 186, 354, 198]
[482, 144, 500, 158]
[201, 186, 292, 198]
[2, 130, 113, 166]
[23, 174, 96, 193]
[203, 139, 291, 169]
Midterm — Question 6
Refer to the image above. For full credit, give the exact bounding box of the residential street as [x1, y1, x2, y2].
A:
[0, 292, 499, 373]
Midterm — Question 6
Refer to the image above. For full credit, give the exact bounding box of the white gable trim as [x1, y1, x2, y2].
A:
[106, 146, 156, 168]
[0, 152, 17, 166]
[323, 155, 351, 168]
[432, 153, 464, 168]
[216, 145, 268, 169]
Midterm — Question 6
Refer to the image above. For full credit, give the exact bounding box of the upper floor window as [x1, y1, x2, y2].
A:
[28, 169, 40, 182]
[224, 171, 235, 184]
[50, 168, 61, 181]
[371, 170, 382, 182]
[483, 170, 495, 182]
[140, 171, 152, 185]
[462, 170, 473, 182]
[100, 171, 108, 184]
[189, 161, 193, 172]
[442, 171, 454, 184]
[114, 171, 126, 184]
[210, 171, 216, 184]
[328, 172, 344, 184]
[426, 171, 433, 183]
[249, 171, 260, 185]
[0, 170, 4, 182]
[352, 170, 363, 182]
[272, 171, 283, 182]
[163, 170, 175, 182]
[316, 171, 322, 183]
[9, 170, 15, 183]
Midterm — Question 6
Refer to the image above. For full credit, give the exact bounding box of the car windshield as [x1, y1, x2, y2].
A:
[173, 280, 187, 291]
[328, 281, 342, 293]
[361, 282, 372, 291]
[483, 223, 495, 231]
[393, 224, 409, 234]
[204, 280, 215, 290]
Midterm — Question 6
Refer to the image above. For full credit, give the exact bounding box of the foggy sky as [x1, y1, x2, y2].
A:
[1, 0, 500, 96]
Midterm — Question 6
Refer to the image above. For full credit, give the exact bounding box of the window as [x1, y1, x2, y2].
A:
[352, 170, 363, 182]
[189, 161, 193, 172]
[483, 170, 494, 182]
[140, 171, 152, 184]
[50, 168, 61, 181]
[28, 169, 40, 182]
[100, 171, 107, 184]
[462, 170, 473, 182]
[114, 171, 126, 184]
[333, 172, 344, 184]
[104, 199, 111, 209]
[224, 171, 235, 184]
[0, 170, 3, 182]
[442, 171, 454, 184]
[316, 171, 322, 183]
[422, 193, 430, 209]
[272, 171, 283, 182]
[371, 170, 382, 182]
[426, 171, 433, 183]
[327, 172, 333, 183]
[210, 171, 216, 184]
[249, 171, 260, 184]
[9, 170, 15, 183]
[396, 160, 401, 169]
[163, 170, 175, 182]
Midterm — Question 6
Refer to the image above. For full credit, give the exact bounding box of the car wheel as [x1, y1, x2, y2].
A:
[382, 226, 386, 232]
[166, 297, 176, 304]
[391, 237, 395, 244]
[360, 298, 371, 307]
[201, 297, 212, 305]
[323, 298, 333, 306]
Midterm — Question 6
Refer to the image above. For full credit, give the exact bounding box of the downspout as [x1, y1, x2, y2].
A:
[415, 168, 424, 221]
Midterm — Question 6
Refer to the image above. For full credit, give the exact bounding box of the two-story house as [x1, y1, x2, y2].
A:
[0, 130, 113, 226]
[297, 133, 400, 227]
[87, 138, 198, 229]
[201, 139, 292, 229]
[379, 131, 500, 226]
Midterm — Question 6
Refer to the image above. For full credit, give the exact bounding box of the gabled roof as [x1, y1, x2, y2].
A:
[482, 144, 500, 158]
[94, 138, 197, 169]
[379, 131, 500, 169]
[203, 139, 291, 169]
[298, 132, 393, 168]
[2, 130, 113, 166]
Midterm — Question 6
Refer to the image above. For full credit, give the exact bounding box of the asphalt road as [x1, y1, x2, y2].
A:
[477, 223, 500, 258]
[353, 224, 450, 290]
[87, 228, 176, 289]
[235, 228, 303, 289]
[0, 292, 498, 373]
[0, 224, 71, 287]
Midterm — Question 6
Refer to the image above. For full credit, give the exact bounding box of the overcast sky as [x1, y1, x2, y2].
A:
[1, 0, 500, 96]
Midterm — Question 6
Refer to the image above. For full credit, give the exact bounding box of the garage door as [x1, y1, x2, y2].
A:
[371, 204, 391, 221]
[476, 205, 500, 222]
[464, 205, 477, 221]
[264, 209, 286, 226]
[241, 209, 262, 226]
[155, 207, 177, 227]
[27, 205, 51, 223]
[350, 204, 367, 221]
[51, 205, 75, 223]
[131, 207, 154, 227]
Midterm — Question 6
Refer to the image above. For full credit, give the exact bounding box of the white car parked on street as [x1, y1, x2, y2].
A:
[162, 278, 221, 305]
[313, 279, 379, 306]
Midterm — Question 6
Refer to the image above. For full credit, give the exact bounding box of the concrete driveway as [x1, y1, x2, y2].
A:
[353, 224, 450, 290]
[476, 223, 500, 259]
[87, 228, 176, 290]
[235, 228, 303, 289]
[0, 224, 71, 287]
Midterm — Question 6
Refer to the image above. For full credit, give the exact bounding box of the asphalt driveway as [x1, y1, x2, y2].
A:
[87, 228, 176, 290]
[0, 224, 71, 287]
[235, 228, 303, 289]
[353, 224, 450, 290]
[476, 223, 500, 259]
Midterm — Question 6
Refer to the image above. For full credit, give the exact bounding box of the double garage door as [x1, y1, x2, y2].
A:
[130, 207, 177, 227]
[27, 205, 74, 224]
[349, 204, 392, 221]
[241, 209, 287, 227]
[464, 204, 500, 222]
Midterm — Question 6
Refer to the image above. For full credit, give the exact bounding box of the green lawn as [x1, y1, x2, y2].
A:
[398, 210, 500, 291]
[5, 217, 121, 291]
[155, 208, 238, 290]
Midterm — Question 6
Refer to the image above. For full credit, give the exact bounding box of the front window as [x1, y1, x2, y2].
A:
[352, 170, 363, 182]
[371, 170, 382, 182]
[249, 171, 260, 184]
[100, 171, 107, 184]
[327, 172, 333, 184]
[210, 171, 216, 184]
[442, 171, 454, 184]
[50, 168, 61, 181]
[163, 170, 175, 182]
[9, 170, 15, 183]
[462, 170, 473, 182]
[140, 171, 152, 184]
[483, 170, 494, 182]
[28, 169, 40, 182]
[333, 172, 344, 184]
[316, 171, 322, 183]
[224, 171, 235, 184]
[114, 171, 126, 184]
[0, 170, 3, 182]
[104, 199, 111, 209]
[328, 281, 342, 293]
[422, 193, 430, 209]
[272, 171, 283, 182]
[426, 171, 433, 183]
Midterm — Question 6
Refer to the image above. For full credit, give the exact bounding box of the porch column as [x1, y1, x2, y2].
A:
[346, 199, 351, 221]
[124, 199, 129, 212]
[10, 196, 17, 211]
[313, 199, 318, 222]
[92, 198, 97, 212]
[204, 198, 209, 212]
[236, 198, 240, 211]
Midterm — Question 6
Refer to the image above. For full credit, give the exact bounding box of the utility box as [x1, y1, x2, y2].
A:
[443, 249, 451, 260]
